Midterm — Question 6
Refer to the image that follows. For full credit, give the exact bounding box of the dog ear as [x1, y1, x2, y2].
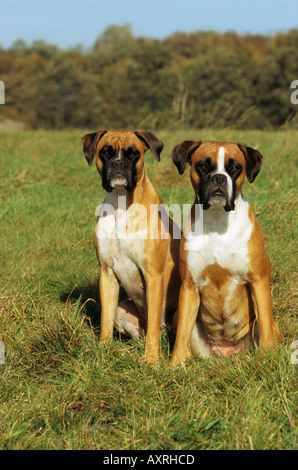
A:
[134, 130, 164, 162]
[238, 143, 263, 183]
[171, 140, 202, 175]
[81, 130, 107, 166]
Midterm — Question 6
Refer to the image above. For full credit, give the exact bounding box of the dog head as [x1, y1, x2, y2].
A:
[82, 130, 163, 193]
[172, 140, 263, 211]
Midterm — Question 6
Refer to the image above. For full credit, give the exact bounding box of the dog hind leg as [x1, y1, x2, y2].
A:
[114, 299, 144, 338]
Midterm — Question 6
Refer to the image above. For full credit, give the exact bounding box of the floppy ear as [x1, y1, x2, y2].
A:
[171, 140, 202, 175]
[81, 130, 107, 166]
[238, 143, 263, 183]
[134, 130, 164, 162]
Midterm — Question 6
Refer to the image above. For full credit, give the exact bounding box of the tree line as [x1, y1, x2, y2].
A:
[0, 25, 297, 130]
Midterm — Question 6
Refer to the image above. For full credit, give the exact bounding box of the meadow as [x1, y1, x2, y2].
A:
[0, 128, 297, 450]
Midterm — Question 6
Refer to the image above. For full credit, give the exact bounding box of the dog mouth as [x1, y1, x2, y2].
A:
[201, 190, 234, 212]
[208, 191, 226, 207]
[110, 174, 128, 189]
[102, 162, 137, 193]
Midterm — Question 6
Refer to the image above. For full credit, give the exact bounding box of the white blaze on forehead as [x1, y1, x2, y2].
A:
[217, 146, 225, 171]
[117, 143, 122, 159]
[215, 146, 233, 199]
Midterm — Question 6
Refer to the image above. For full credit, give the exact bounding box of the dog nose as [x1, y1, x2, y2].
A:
[112, 160, 124, 168]
[211, 174, 227, 186]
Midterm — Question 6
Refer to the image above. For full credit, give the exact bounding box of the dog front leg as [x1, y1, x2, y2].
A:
[144, 274, 164, 364]
[250, 276, 280, 351]
[171, 282, 200, 366]
[99, 266, 119, 344]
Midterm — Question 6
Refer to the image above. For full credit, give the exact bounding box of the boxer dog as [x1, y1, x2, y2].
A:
[170, 140, 280, 365]
[82, 130, 181, 363]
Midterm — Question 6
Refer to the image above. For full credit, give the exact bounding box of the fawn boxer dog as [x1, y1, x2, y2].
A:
[82, 130, 181, 363]
[170, 139, 280, 365]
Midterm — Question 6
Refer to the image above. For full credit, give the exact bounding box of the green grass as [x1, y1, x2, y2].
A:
[0, 129, 297, 450]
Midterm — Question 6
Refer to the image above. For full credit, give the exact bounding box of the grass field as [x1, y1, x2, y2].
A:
[0, 128, 297, 450]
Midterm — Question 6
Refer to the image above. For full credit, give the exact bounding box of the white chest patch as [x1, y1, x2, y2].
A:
[95, 194, 146, 307]
[185, 194, 252, 288]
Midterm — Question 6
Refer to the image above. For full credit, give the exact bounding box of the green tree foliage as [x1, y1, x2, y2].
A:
[93, 24, 133, 52]
[33, 53, 102, 129]
[0, 26, 297, 129]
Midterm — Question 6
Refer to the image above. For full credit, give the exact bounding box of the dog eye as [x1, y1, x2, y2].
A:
[99, 146, 113, 158]
[231, 163, 242, 173]
[226, 159, 242, 175]
[196, 160, 210, 173]
[126, 147, 140, 159]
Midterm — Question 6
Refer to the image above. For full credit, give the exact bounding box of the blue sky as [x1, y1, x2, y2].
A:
[0, 0, 297, 50]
